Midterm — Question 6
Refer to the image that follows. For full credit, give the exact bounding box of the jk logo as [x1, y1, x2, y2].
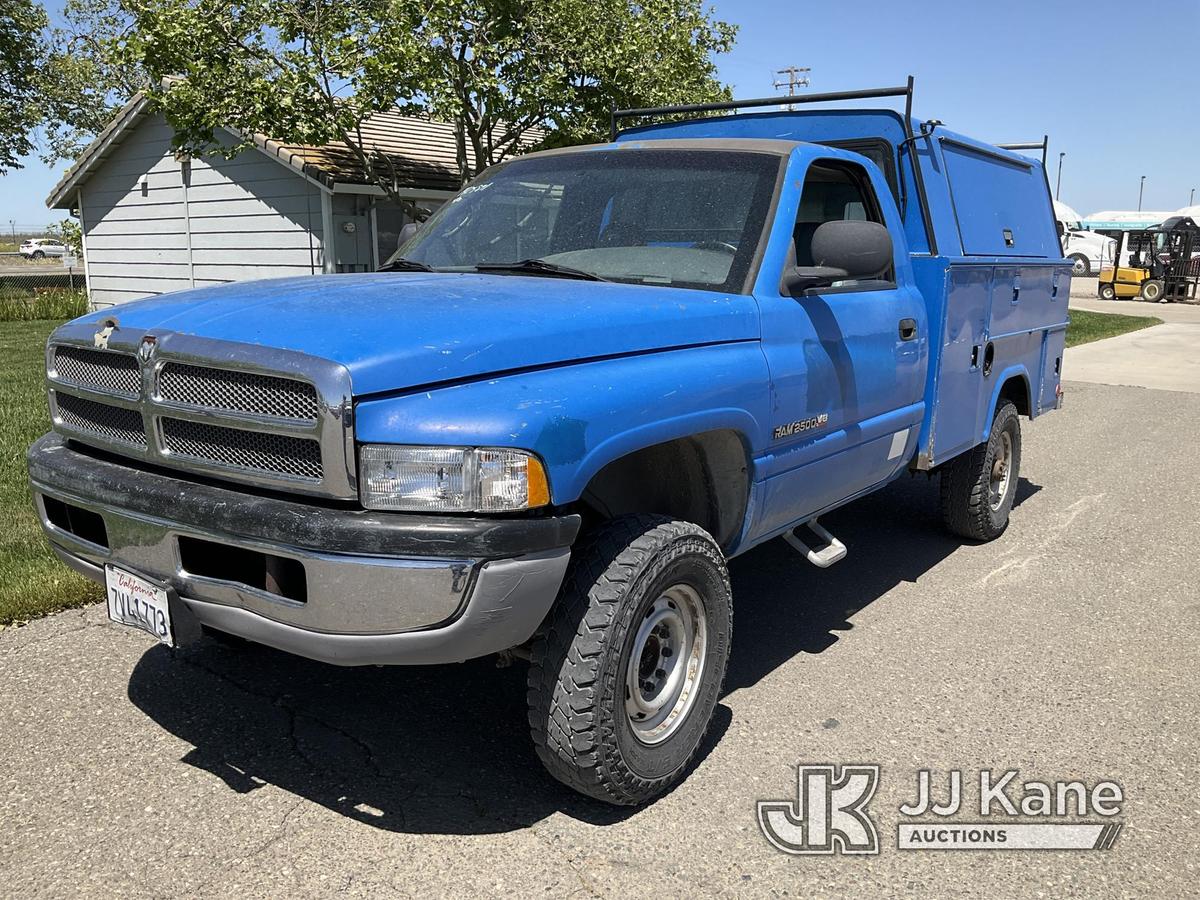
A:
[757, 764, 880, 855]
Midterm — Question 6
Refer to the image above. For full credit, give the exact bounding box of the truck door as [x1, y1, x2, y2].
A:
[752, 158, 927, 538]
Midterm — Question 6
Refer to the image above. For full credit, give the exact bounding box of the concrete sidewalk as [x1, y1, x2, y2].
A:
[1064, 323, 1200, 394]
[1065, 291, 1200, 394]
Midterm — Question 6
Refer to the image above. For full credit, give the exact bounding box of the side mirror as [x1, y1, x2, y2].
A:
[1055, 220, 1066, 237]
[782, 220, 893, 294]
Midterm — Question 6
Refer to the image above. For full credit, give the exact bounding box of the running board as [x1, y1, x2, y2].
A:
[783, 519, 848, 568]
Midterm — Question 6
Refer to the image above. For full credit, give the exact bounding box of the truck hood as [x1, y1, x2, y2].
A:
[75, 273, 760, 395]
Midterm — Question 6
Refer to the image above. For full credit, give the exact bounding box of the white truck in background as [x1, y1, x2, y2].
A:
[1061, 228, 1115, 276]
[1054, 202, 1115, 276]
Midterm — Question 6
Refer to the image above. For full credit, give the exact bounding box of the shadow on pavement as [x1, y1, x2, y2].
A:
[127, 473, 1040, 834]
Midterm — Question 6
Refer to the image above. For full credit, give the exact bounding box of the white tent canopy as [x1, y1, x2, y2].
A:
[1081, 210, 1174, 230]
[1053, 200, 1083, 226]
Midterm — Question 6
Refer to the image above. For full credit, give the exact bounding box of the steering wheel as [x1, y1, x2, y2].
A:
[690, 240, 738, 255]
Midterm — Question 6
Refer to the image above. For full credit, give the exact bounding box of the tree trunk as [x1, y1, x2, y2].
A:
[455, 118, 470, 187]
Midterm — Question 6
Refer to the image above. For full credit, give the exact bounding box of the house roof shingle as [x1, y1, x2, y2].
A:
[47, 95, 532, 208]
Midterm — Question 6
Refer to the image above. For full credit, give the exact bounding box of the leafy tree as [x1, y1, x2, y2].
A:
[114, 0, 736, 212]
[0, 0, 48, 172]
[46, 218, 84, 254]
[37, 0, 147, 165]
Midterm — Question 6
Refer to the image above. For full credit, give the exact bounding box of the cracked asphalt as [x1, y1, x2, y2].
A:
[3, 376, 1199, 898]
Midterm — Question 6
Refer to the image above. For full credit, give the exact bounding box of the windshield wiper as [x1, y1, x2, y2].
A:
[378, 257, 434, 272]
[474, 258, 609, 282]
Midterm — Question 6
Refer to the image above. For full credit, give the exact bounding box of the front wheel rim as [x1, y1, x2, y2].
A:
[989, 430, 1014, 511]
[624, 583, 708, 745]
[1073, 258, 1087, 275]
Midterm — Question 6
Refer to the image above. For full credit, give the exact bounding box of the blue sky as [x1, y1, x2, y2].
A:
[3, 0, 1197, 231]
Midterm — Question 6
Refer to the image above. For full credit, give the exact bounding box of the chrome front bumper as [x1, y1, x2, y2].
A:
[28, 434, 578, 665]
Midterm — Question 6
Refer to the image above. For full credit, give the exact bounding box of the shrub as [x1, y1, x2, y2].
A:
[0, 289, 89, 322]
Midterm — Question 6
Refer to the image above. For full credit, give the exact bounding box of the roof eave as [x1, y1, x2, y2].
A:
[45, 93, 154, 209]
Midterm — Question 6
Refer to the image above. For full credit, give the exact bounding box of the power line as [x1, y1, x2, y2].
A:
[773, 66, 811, 110]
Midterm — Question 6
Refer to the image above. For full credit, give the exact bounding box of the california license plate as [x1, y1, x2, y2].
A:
[105, 565, 174, 647]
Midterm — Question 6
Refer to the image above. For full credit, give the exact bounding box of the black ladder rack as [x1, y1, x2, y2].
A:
[996, 137, 1049, 167]
[609, 76, 939, 256]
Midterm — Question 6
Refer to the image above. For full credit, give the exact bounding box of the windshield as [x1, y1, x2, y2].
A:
[388, 149, 782, 293]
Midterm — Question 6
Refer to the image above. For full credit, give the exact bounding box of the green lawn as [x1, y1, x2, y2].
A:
[0, 320, 102, 625]
[1066, 309, 1162, 348]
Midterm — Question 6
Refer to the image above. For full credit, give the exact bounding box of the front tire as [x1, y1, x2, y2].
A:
[939, 401, 1022, 541]
[1140, 279, 1164, 302]
[527, 515, 732, 805]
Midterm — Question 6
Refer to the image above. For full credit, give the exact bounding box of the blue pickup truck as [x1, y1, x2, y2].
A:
[28, 81, 1068, 805]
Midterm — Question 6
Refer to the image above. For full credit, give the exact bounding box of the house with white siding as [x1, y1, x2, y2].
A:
[45, 94, 489, 308]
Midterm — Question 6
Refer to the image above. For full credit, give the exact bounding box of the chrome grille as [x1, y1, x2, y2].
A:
[53, 347, 140, 395]
[158, 362, 319, 421]
[54, 392, 147, 447]
[160, 417, 322, 481]
[45, 327, 354, 499]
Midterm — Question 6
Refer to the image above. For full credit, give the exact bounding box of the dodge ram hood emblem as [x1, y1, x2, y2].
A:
[137, 335, 157, 363]
[92, 318, 118, 350]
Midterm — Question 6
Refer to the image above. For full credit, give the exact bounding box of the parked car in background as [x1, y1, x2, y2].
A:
[19, 239, 67, 260]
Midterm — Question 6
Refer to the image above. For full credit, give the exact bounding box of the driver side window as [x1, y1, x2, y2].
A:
[794, 161, 893, 288]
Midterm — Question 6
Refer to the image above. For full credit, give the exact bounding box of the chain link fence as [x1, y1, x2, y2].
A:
[0, 254, 88, 321]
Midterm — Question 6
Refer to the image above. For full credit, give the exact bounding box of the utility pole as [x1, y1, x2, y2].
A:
[1190, 187, 1195, 207]
[1056, 152, 1065, 200]
[773, 66, 811, 110]
[8, 220, 14, 244]
[1137, 175, 1146, 212]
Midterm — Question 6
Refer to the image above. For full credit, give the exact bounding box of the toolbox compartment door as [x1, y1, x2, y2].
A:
[940, 139, 1060, 258]
[1039, 326, 1067, 412]
[929, 265, 991, 462]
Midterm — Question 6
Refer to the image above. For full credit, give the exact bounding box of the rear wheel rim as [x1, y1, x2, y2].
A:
[624, 583, 708, 745]
[989, 430, 1014, 511]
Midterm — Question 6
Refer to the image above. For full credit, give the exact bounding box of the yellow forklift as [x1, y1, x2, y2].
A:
[1097, 217, 1200, 302]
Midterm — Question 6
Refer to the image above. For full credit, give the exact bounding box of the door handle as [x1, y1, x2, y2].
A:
[898, 318, 918, 341]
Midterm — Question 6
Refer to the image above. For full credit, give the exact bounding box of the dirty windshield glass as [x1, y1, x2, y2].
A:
[388, 149, 781, 293]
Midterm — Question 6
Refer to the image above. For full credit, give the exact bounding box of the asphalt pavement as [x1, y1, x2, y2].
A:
[3, 378, 1199, 897]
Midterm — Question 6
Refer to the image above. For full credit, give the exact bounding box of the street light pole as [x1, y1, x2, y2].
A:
[1056, 152, 1065, 200]
[1138, 175, 1146, 212]
[1191, 187, 1196, 207]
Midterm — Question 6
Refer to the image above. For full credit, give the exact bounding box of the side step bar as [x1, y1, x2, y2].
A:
[783, 519, 848, 568]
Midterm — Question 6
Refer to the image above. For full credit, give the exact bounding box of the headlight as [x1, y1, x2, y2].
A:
[358, 445, 551, 512]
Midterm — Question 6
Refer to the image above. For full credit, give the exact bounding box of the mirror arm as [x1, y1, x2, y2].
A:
[782, 266, 849, 295]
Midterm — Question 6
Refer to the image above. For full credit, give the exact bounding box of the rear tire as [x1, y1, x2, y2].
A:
[1098, 283, 1116, 301]
[1069, 254, 1090, 277]
[31, 250, 44, 259]
[1140, 279, 1164, 302]
[939, 401, 1022, 541]
[527, 515, 732, 805]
